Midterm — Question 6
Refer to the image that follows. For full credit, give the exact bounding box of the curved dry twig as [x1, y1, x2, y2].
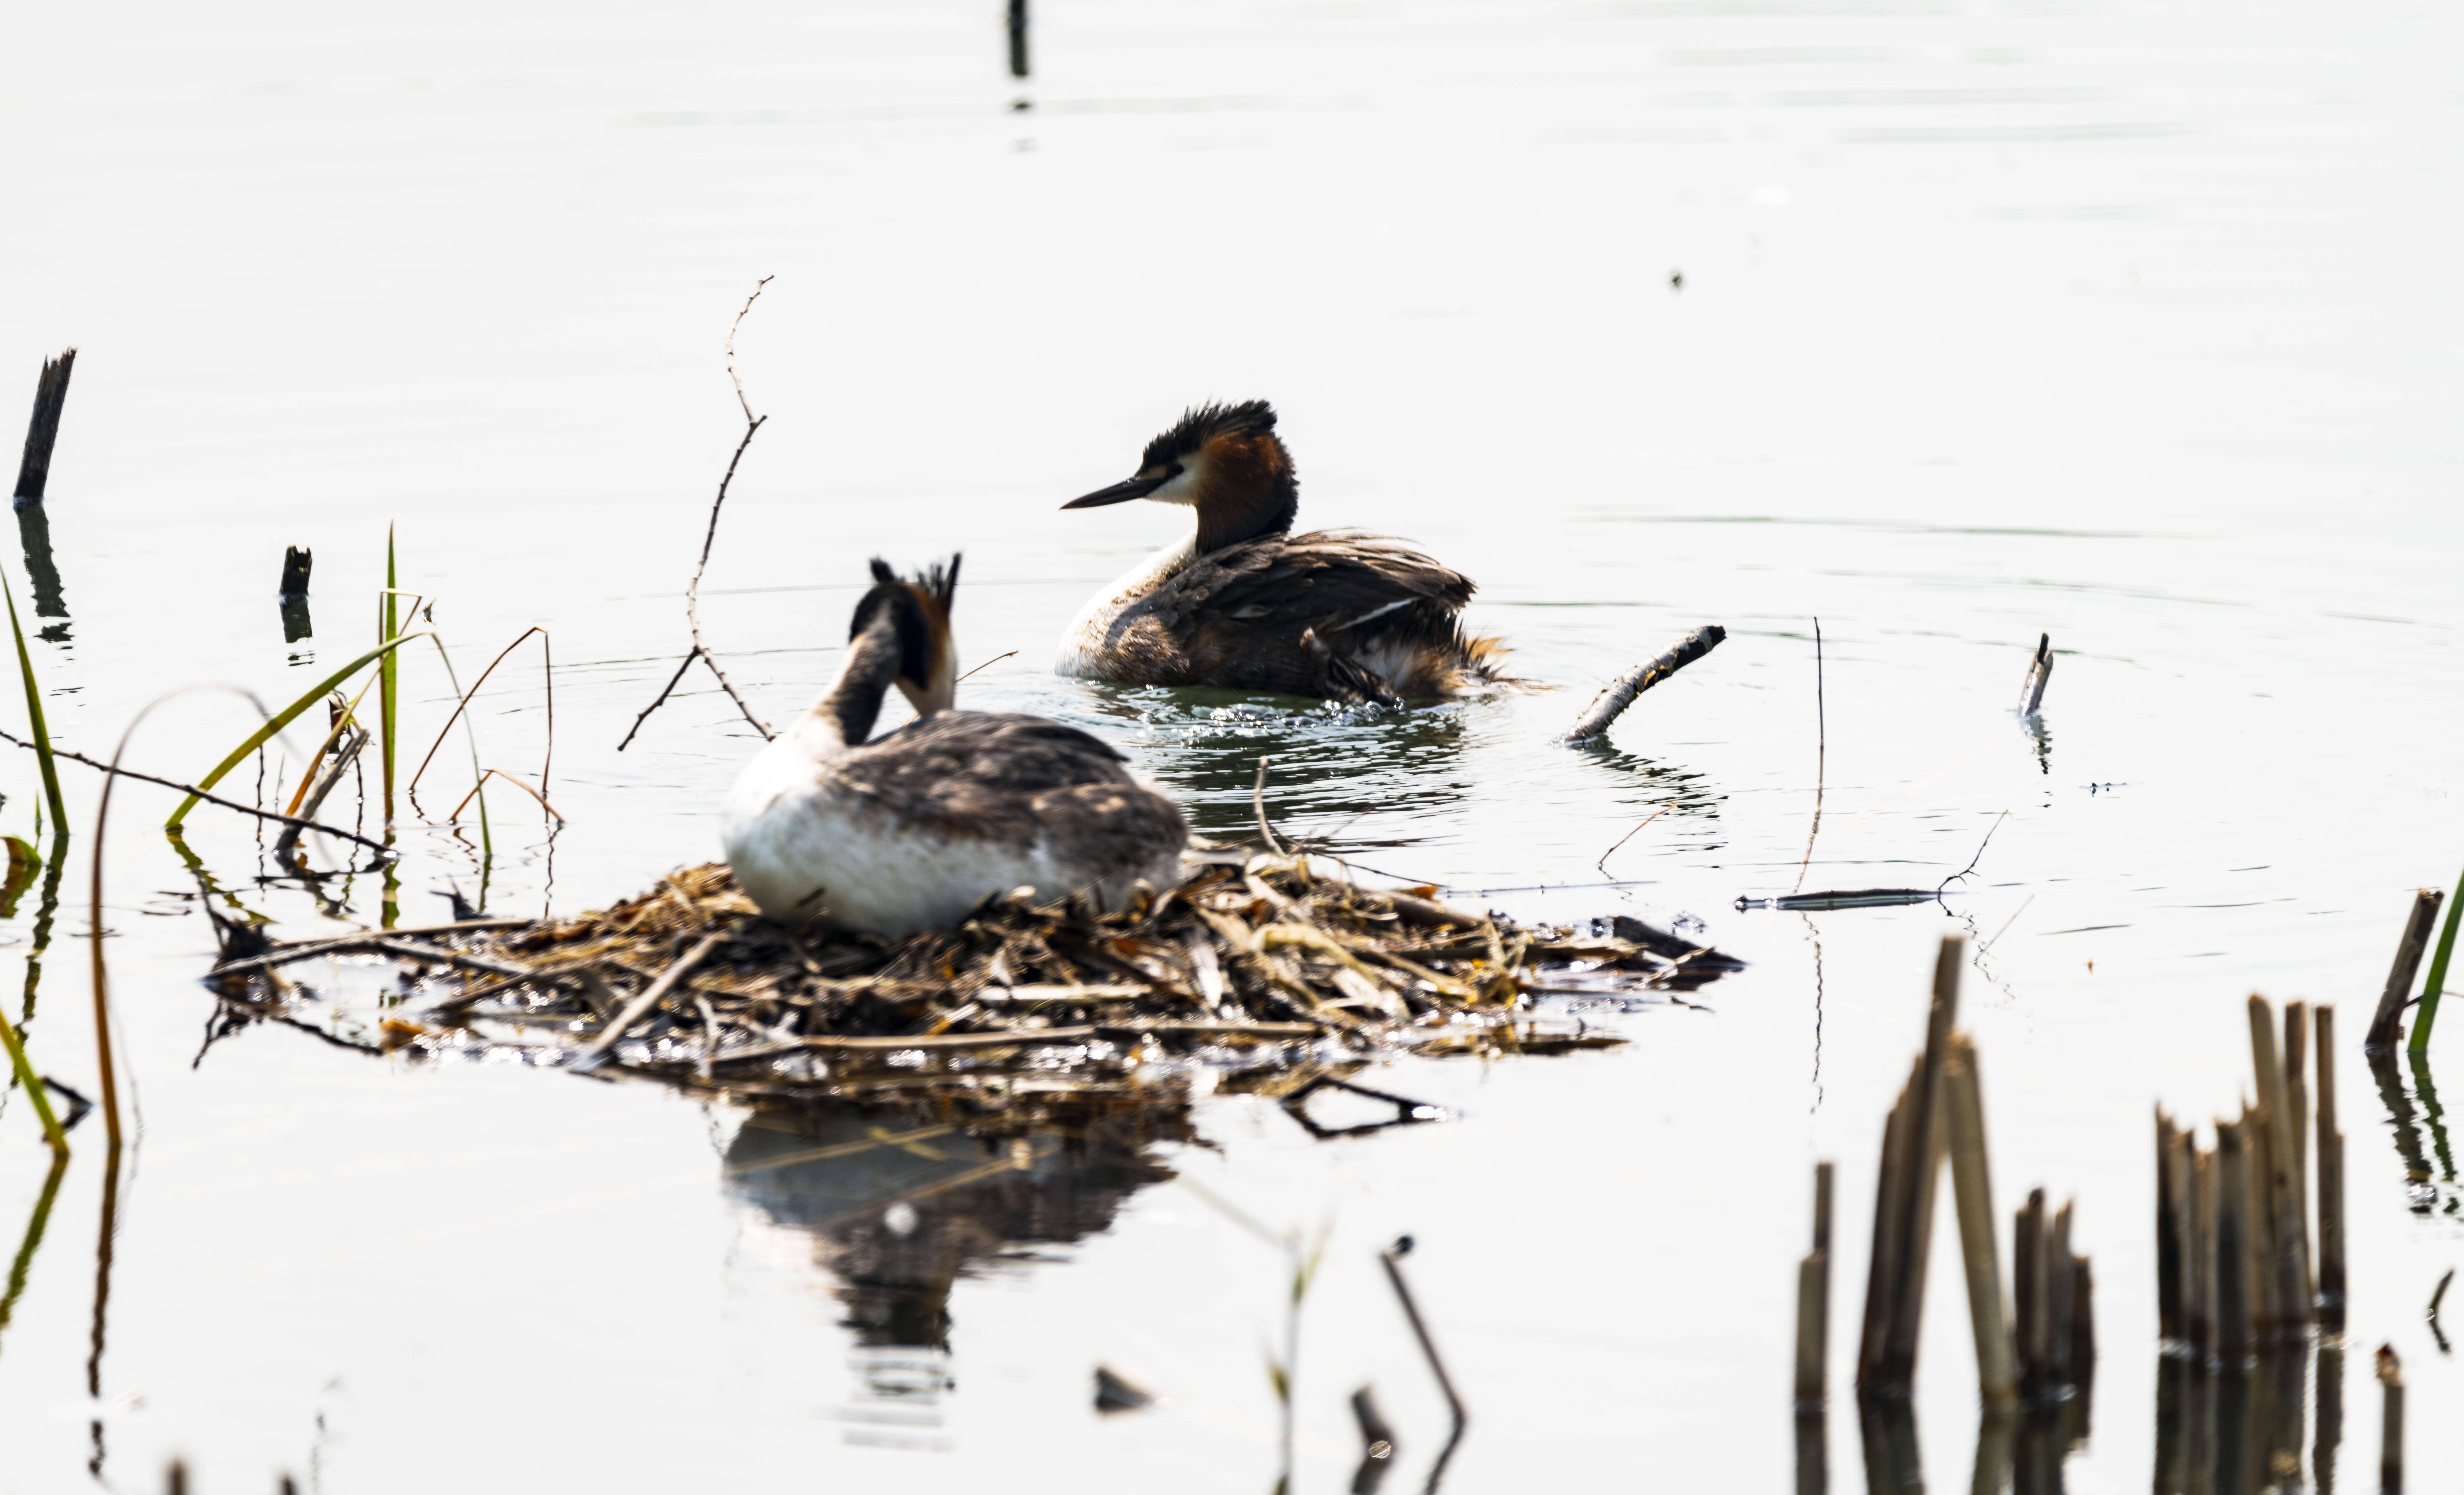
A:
[407, 626, 554, 796]
[955, 650, 1019, 686]
[446, 768, 566, 825]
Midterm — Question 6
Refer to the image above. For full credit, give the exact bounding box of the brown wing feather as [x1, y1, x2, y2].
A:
[831, 712, 1184, 870]
[1140, 531, 1500, 701]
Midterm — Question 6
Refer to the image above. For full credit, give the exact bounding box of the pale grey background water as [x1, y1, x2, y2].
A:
[1, 0, 2459, 1489]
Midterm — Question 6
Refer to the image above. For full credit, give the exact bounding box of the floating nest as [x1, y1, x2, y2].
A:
[208, 855, 1741, 1129]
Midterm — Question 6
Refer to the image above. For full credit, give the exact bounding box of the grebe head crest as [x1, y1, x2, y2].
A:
[1063, 400, 1299, 552]
[850, 554, 960, 716]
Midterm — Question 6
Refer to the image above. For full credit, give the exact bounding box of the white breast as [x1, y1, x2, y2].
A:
[721, 735, 1059, 934]
[1055, 535, 1196, 678]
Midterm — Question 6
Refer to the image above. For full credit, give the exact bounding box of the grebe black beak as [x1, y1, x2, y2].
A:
[1063, 472, 1170, 509]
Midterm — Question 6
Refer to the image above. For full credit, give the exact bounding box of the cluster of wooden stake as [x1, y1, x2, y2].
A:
[2155, 996, 2341, 1362]
[1794, 935, 2095, 1419]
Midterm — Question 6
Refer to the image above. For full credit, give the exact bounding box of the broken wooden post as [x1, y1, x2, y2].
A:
[1794, 1160, 1834, 1410]
[1944, 1034, 2017, 1409]
[2018, 632, 2053, 715]
[1857, 1063, 1917, 1396]
[2190, 1139, 2216, 1360]
[2157, 1110, 2185, 1346]
[1007, 0, 1029, 78]
[2365, 889, 2445, 1050]
[1563, 625, 1726, 743]
[279, 545, 313, 643]
[13, 348, 75, 505]
[2316, 1004, 2347, 1331]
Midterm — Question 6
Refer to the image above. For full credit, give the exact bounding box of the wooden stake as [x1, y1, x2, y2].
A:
[2157, 1110, 2185, 1344]
[2285, 999, 2313, 1308]
[2316, 1005, 2347, 1332]
[2048, 1201, 2076, 1387]
[2014, 1187, 2048, 1400]
[2191, 1139, 2216, 1360]
[1878, 938, 1964, 1391]
[2365, 889, 2445, 1050]
[2248, 997, 2314, 1330]
[2069, 1254, 2096, 1389]
[1007, 0, 1029, 79]
[12, 349, 75, 504]
[1857, 1081, 1911, 1396]
[2375, 1344, 2402, 1493]
[1795, 1161, 1833, 1410]
[2215, 1122, 2251, 1364]
[1944, 1036, 2017, 1409]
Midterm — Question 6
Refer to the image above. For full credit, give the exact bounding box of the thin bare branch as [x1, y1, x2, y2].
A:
[0, 727, 396, 857]
[955, 650, 1019, 685]
[618, 650, 701, 752]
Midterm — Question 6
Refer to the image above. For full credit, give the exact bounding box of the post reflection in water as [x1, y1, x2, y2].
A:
[2371, 1049, 2456, 1218]
[721, 1100, 1189, 1441]
[14, 502, 70, 643]
[2152, 1342, 2327, 1494]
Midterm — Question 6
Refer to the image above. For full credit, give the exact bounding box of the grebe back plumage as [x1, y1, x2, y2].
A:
[722, 556, 1186, 934]
[1056, 400, 1506, 703]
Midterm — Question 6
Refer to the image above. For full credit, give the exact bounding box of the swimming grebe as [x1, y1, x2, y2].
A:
[1056, 400, 1505, 702]
[722, 556, 1187, 935]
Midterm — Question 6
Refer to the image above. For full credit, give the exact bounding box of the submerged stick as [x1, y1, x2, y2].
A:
[1379, 1238, 1468, 1460]
[2018, 633, 2052, 716]
[1563, 625, 1725, 743]
[2365, 888, 2444, 1050]
[13, 349, 75, 504]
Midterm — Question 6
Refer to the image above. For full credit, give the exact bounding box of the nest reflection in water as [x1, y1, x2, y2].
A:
[203, 854, 1740, 1400]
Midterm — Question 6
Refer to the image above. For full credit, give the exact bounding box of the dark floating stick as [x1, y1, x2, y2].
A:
[2366, 888, 2444, 1050]
[2018, 632, 2053, 716]
[1740, 888, 1940, 913]
[1007, 0, 1029, 79]
[1092, 1364, 1154, 1413]
[1563, 624, 1726, 743]
[13, 349, 75, 505]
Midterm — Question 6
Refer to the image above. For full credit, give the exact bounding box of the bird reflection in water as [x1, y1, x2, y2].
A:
[722, 1100, 1191, 1446]
[1070, 683, 1477, 849]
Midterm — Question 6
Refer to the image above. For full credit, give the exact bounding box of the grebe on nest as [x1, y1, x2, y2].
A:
[722, 556, 1186, 935]
[1056, 400, 1506, 703]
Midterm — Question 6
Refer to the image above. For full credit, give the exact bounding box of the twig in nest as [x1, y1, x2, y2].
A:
[1596, 808, 1667, 875]
[1252, 755, 1285, 855]
[619, 276, 778, 749]
[1791, 617, 1825, 895]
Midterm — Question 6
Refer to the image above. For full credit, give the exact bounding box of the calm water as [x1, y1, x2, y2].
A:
[2, 0, 2460, 1489]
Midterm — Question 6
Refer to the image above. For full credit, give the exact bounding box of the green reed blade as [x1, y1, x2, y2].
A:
[2, 577, 66, 849]
[2410, 858, 2464, 1056]
[163, 630, 432, 831]
[381, 526, 399, 824]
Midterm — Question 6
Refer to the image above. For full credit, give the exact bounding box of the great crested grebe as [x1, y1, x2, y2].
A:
[722, 556, 1187, 935]
[1056, 400, 1505, 703]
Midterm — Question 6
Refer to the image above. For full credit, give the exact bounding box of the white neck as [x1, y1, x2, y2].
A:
[1055, 532, 1197, 677]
